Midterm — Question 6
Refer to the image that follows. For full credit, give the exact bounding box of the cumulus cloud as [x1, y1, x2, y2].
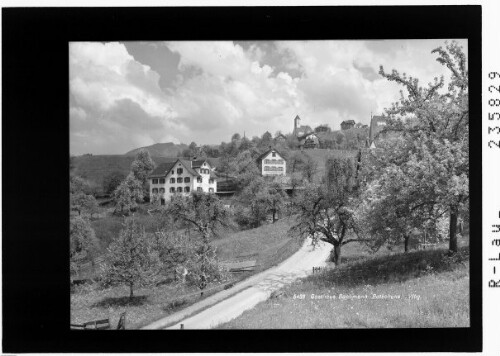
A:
[70, 39, 467, 155]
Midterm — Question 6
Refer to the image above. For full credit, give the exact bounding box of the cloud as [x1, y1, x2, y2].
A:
[70, 40, 468, 155]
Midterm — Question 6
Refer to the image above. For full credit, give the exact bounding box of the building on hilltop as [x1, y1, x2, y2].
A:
[274, 133, 287, 144]
[292, 115, 313, 138]
[148, 157, 217, 204]
[340, 120, 356, 130]
[292, 115, 318, 149]
[256, 148, 287, 176]
[369, 114, 388, 148]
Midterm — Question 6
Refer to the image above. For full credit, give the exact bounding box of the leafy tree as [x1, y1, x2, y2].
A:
[189, 141, 198, 151]
[153, 229, 195, 282]
[375, 41, 469, 253]
[131, 149, 156, 199]
[358, 172, 438, 253]
[71, 192, 99, 217]
[101, 218, 162, 300]
[102, 171, 126, 195]
[239, 136, 253, 152]
[290, 157, 360, 265]
[259, 131, 273, 149]
[70, 215, 99, 263]
[257, 181, 289, 223]
[229, 150, 261, 192]
[113, 173, 144, 215]
[70, 175, 98, 217]
[231, 133, 241, 141]
[165, 192, 231, 291]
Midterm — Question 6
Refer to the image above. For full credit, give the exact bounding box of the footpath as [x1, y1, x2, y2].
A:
[142, 237, 331, 329]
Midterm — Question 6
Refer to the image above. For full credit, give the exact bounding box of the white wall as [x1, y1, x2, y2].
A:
[149, 160, 217, 202]
[261, 151, 286, 176]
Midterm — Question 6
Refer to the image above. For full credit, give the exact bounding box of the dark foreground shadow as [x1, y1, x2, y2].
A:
[91, 295, 149, 308]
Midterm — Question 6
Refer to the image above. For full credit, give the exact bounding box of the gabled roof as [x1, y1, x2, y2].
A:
[149, 161, 177, 178]
[191, 159, 209, 169]
[341, 120, 356, 125]
[149, 159, 201, 178]
[256, 148, 287, 162]
[178, 159, 201, 177]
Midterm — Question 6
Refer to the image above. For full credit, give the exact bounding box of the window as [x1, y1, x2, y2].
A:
[152, 179, 158, 184]
[170, 187, 175, 193]
[152, 188, 158, 194]
[209, 188, 214, 193]
[177, 178, 183, 183]
[177, 168, 183, 174]
[272, 152, 276, 157]
[177, 187, 183, 192]
[264, 166, 269, 171]
[159, 188, 165, 193]
[159, 178, 165, 184]
[197, 177, 202, 183]
[197, 187, 203, 192]
[209, 179, 214, 184]
[278, 167, 283, 171]
[171, 170, 174, 175]
[184, 177, 190, 183]
[170, 178, 175, 183]
[264, 159, 269, 164]
[185, 187, 190, 192]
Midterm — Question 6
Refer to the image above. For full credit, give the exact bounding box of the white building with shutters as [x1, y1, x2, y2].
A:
[148, 158, 217, 203]
[256, 148, 287, 176]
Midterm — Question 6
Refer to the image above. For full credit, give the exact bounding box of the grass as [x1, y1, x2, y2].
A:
[217, 243, 470, 329]
[71, 217, 302, 329]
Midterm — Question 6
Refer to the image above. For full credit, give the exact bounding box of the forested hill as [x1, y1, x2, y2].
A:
[124, 142, 188, 157]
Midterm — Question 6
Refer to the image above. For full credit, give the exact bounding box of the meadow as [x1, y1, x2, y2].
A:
[71, 216, 302, 329]
[218, 238, 470, 329]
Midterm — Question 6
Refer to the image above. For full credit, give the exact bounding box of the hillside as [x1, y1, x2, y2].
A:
[71, 155, 221, 191]
[125, 142, 188, 157]
[71, 155, 178, 189]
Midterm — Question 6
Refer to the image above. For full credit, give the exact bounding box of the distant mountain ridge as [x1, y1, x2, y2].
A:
[125, 142, 188, 157]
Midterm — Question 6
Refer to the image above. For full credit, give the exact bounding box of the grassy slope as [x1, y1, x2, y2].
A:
[71, 217, 302, 329]
[218, 245, 470, 329]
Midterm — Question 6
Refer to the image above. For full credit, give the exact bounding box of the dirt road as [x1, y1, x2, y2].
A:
[143, 237, 331, 330]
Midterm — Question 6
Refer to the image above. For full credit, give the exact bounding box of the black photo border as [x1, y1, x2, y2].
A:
[2, 5, 482, 353]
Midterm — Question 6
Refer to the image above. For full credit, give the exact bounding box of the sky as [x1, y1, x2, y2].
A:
[70, 39, 467, 155]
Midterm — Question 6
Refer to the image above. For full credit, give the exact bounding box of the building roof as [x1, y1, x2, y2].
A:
[191, 159, 208, 169]
[149, 161, 177, 178]
[149, 159, 202, 178]
[256, 148, 287, 163]
[294, 125, 313, 136]
[178, 159, 201, 177]
[341, 120, 356, 125]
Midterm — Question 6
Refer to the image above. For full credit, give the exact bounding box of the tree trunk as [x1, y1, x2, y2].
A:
[272, 210, 276, 223]
[333, 244, 341, 265]
[129, 282, 134, 300]
[449, 205, 458, 253]
[404, 235, 409, 253]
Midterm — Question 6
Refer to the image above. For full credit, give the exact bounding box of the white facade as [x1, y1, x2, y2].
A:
[149, 159, 217, 202]
[260, 150, 286, 176]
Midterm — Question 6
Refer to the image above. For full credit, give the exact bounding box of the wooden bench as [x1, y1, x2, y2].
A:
[220, 260, 257, 273]
[71, 318, 110, 330]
